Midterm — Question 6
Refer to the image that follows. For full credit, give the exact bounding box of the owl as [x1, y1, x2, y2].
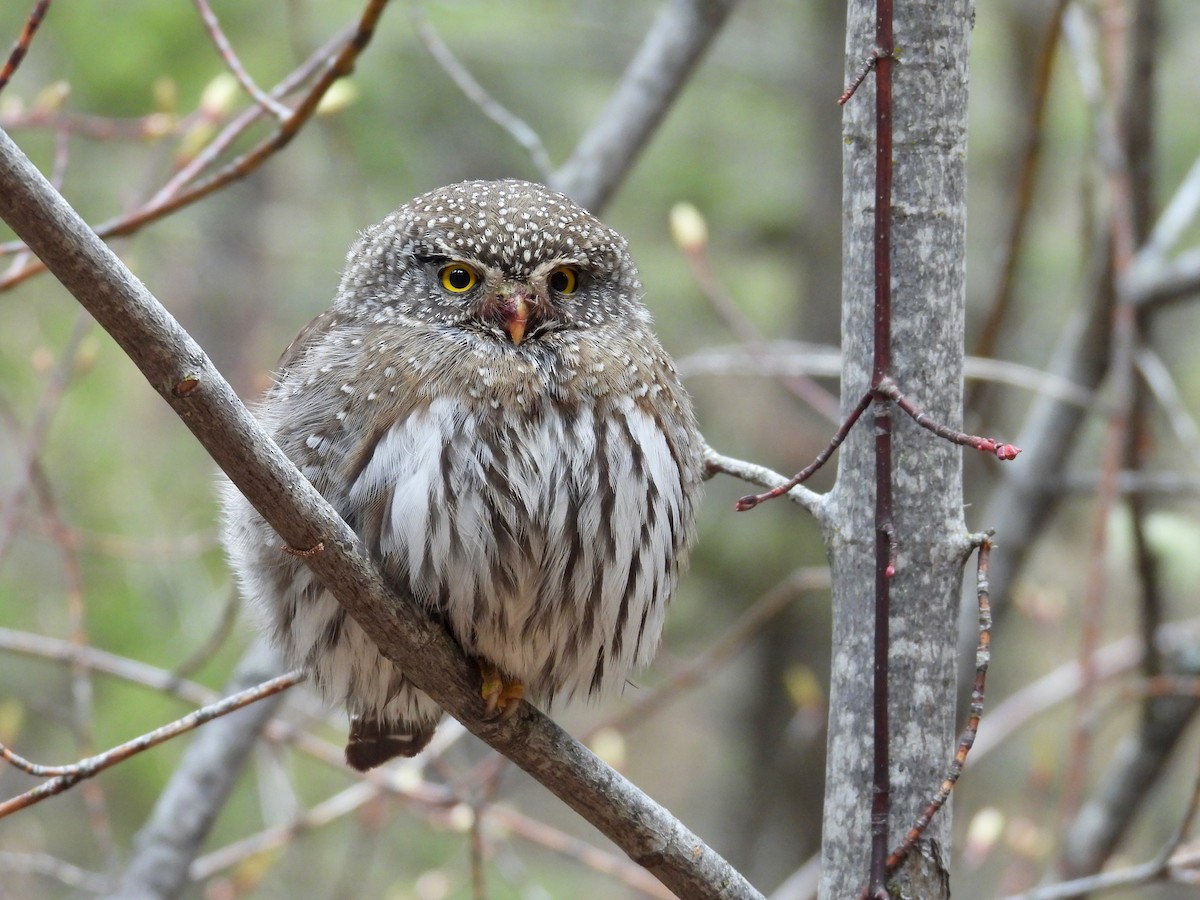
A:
[221, 179, 702, 769]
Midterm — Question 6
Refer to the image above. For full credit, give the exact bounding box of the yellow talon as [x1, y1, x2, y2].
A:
[479, 662, 525, 718]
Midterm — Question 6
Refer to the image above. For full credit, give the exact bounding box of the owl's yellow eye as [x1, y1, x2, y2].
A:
[439, 263, 479, 293]
[548, 266, 578, 295]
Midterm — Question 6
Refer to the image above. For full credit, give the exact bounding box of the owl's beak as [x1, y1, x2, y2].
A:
[503, 296, 530, 345]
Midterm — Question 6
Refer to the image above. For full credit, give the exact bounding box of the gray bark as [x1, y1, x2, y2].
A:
[819, 3, 974, 897]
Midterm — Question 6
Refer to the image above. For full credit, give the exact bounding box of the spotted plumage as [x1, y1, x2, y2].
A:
[220, 180, 702, 769]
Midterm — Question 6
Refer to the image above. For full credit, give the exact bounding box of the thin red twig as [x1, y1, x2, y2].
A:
[735, 390, 873, 511]
[0, 0, 390, 291]
[837, 9, 1006, 895]
[735, 379, 1021, 515]
[878, 377, 1021, 460]
[0, 0, 51, 93]
[7, 395, 120, 863]
[885, 536, 993, 876]
[839, 47, 891, 106]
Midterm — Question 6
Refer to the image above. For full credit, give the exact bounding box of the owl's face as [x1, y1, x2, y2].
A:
[336, 180, 650, 349]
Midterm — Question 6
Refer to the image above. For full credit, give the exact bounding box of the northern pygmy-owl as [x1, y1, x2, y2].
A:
[221, 179, 702, 770]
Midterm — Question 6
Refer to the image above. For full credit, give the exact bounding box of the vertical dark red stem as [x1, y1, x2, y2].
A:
[869, 0, 895, 895]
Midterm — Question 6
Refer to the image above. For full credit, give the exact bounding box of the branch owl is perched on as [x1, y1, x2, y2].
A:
[221, 179, 702, 770]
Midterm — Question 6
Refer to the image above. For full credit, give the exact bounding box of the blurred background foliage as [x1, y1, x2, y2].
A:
[1, 1, 1199, 897]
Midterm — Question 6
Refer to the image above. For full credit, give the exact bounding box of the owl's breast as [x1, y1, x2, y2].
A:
[343, 389, 692, 697]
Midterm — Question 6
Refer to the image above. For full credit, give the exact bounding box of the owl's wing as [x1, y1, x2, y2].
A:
[275, 308, 345, 377]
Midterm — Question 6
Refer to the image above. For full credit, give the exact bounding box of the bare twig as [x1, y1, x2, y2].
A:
[1130, 248, 1200, 309]
[1124, 148, 1200, 309]
[26, 524, 217, 561]
[0, 0, 390, 290]
[702, 444, 825, 517]
[193, 0, 292, 119]
[0, 362, 117, 868]
[734, 391, 873, 512]
[191, 771, 441, 881]
[469, 802, 488, 900]
[170, 587, 241, 681]
[0, 108, 180, 143]
[145, 22, 350, 208]
[878, 378, 1021, 460]
[876, 536, 994, 886]
[480, 805, 677, 900]
[1118, 0, 1164, 692]
[101, 642, 295, 899]
[1060, 678, 1200, 878]
[54, 430, 118, 867]
[412, 12, 553, 178]
[0, 851, 111, 894]
[0, 0, 51, 93]
[192, 773, 674, 900]
[837, 46, 890, 106]
[1136, 153, 1200, 269]
[0, 669, 302, 818]
[970, 217, 1117, 634]
[1004, 753, 1200, 899]
[191, 780, 393, 881]
[123, 670, 476, 897]
[968, 619, 1200, 764]
[108, 0, 389, 229]
[0, 626, 219, 706]
[1056, 471, 1200, 495]
[734, 377, 1021, 515]
[1135, 346, 1200, 468]
[867, 6, 896, 889]
[766, 853, 821, 900]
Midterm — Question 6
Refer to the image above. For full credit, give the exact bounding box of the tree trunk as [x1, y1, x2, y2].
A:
[820, 2, 974, 897]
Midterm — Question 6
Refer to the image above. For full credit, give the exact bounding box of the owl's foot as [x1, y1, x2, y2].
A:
[479, 662, 524, 718]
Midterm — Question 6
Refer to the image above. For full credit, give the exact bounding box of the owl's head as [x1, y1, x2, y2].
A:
[336, 180, 651, 347]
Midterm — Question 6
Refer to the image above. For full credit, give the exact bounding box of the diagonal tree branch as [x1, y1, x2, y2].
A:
[0, 125, 760, 900]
